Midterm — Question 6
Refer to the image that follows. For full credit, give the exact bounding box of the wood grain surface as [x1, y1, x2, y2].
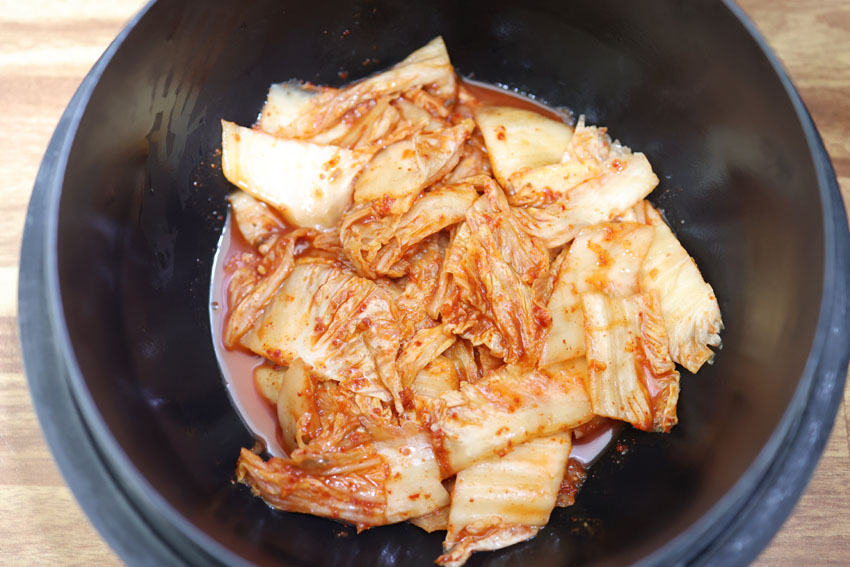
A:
[1, 1, 848, 565]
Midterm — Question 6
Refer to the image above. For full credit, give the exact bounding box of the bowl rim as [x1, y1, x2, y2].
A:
[640, 1, 850, 563]
[19, 0, 850, 565]
[19, 1, 241, 563]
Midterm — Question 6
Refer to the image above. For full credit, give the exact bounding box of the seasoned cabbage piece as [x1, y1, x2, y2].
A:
[562, 117, 615, 163]
[538, 357, 589, 389]
[224, 229, 310, 348]
[378, 427, 452, 523]
[442, 127, 492, 184]
[397, 324, 456, 390]
[437, 433, 572, 567]
[221, 121, 370, 228]
[474, 105, 573, 188]
[443, 339, 480, 384]
[513, 151, 656, 247]
[475, 345, 503, 372]
[277, 37, 456, 139]
[430, 176, 551, 366]
[398, 37, 457, 98]
[406, 88, 452, 117]
[227, 191, 285, 249]
[254, 364, 285, 405]
[386, 183, 477, 253]
[421, 364, 592, 475]
[582, 291, 680, 432]
[237, 424, 449, 529]
[240, 262, 403, 408]
[412, 356, 461, 398]
[353, 120, 474, 215]
[237, 445, 384, 528]
[341, 181, 476, 279]
[257, 81, 325, 136]
[308, 96, 403, 149]
[410, 506, 450, 533]
[395, 97, 446, 133]
[613, 200, 649, 224]
[507, 160, 602, 207]
[275, 359, 313, 452]
[540, 222, 655, 367]
[277, 369, 393, 455]
[554, 454, 587, 508]
[638, 202, 723, 373]
[394, 239, 446, 337]
[510, 118, 658, 247]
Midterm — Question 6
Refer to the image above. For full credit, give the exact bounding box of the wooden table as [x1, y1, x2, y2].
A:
[1, 0, 848, 564]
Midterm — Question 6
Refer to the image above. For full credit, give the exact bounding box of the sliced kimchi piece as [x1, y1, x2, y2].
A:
[397, 324, 456, 390]
[443, 339, 480, 384]
[505, 115, 624, 207]
[540, 222, 655, 367]
[275, 359, 314, 452]
[638, 202, 723, 373]
[237, 446, 385, 528]
[341, 181, 476, 279]
[394, 239, 446, 337]
[257, 81, 326, 136]
[442, 127, 493, 184]
[223, 229, 307, 347]
[236, 423, 448, 529]
[240, 262, 404, 409]
[253, 364, 285, 405]
[510, 118, 659, 247]
[507, 160, 602, 207]
[375, 183, 476, 269]
[394, 97, 446, 133]
[410, 506, 450, 533]
[278, 37, 456, 139]
[474, 105, 573, 188]
[222, 227, 349, 349]
[513, 153, 657, 248]
[374, 425, 451, 523]
[555, 457, 587, 508]
[412, 356, 461, 398]
[221, 120, 370, 228]
[430, 176, 551, 366]
[582, 291, 680, 432]
[352, 120, 474, 215]
[227, 191, 286, 250]
[308, 96, 402, 149]
[421, 364, 591, 475]
[437, 433, 572, 567]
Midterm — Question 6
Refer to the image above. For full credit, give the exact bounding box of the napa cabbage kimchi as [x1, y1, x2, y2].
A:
[218, 37, 723, 567]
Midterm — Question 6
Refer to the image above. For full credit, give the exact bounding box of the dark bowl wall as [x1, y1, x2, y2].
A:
[50, 0, 826, 565]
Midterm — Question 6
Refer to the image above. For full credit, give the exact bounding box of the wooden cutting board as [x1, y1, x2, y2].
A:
[0, 0, 847, 564]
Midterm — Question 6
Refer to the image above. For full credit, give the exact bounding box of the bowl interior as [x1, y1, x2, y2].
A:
[53, 0, 823, 565]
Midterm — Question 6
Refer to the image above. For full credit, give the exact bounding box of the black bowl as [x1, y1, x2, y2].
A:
[19, 0, 850, 565]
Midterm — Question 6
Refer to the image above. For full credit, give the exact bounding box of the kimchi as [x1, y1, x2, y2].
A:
[216, 36, 723, 566]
